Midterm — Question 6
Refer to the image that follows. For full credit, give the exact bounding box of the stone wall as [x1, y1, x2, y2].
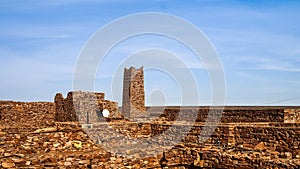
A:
[155, 107, 297, 123]
[54, 91, 121, 122]
[284, 109, 300, 123]
[235, 124, 300, 152]
[1, 101, 300, 168]
[0, 101, 55, 132]
[91, 122, 235, 151]
[82, 121, 300, 167]
[122, 66, 146, 118]
[2, 120, 299, 168]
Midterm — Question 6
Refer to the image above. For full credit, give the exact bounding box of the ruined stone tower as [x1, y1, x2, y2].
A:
[122, 66, 146, 117]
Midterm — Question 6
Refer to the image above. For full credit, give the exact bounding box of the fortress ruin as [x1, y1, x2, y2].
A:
[0, 66, 300, 168]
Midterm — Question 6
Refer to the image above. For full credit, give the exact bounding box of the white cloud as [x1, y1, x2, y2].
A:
[256, 63, 300, 72]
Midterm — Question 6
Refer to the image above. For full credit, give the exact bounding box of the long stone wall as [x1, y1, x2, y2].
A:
[284, 109, 300, 123]
[235, 124, 300, 152]
[0, 101, 55, 132]
[80, 121, 300, 168]
[155, 107, 300, 123]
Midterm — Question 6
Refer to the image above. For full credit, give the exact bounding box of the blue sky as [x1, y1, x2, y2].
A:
[0, 0, 300, 105]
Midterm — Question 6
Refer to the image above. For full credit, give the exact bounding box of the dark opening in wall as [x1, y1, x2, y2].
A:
[96, 110, 103, 118]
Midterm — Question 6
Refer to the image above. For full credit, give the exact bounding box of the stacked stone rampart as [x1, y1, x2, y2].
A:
[235, 124, 300, 149]
[82, 119, 300, 168]
[0, 101, 55, 132]
[155, 107, 300, 123]
[284, 109, 300, 123]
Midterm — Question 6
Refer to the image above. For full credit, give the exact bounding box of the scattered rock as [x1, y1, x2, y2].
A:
[1, 162, 15, 168]
[72, 141, 82, 149]
[64, 161, 72, 166]
[12, 158, 25, 163]
[53, 143, 60, 148]
[4, 153, 11, 157]
[254, 142, 265, 151]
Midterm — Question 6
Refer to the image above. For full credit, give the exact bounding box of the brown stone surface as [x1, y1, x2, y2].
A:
[1, 101, 300, 168]
[54, 91, 121, 122]
[155, 106, 300, 123]
[0, 101, 55, 132]
[284, 109, 300, 123]
[122, 66, 146, 118]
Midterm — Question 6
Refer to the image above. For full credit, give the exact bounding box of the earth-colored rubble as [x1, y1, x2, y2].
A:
[1, 103, 300, 168]
[0, 67, 299, 168]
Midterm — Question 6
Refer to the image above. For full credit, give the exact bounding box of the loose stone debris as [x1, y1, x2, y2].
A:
[0, 101, 300, 168]
[0, 67, 299, 168]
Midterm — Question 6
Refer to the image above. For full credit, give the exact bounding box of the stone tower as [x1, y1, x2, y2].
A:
[122, 66, 146, 117]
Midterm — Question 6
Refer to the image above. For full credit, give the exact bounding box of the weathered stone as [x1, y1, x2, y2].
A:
[54, 91, 121, 122]
[122, 66, 146, 118]
[1, 90, 300, 168]
[12, 158, 25, 163]
[1, 162, 15, 168]
[64, 161, 72, 166]
[4, 153, 11, 157]
[254, 142, 265, 151]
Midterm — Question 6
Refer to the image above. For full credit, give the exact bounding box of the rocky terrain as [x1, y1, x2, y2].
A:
[0, 101, 300, 168]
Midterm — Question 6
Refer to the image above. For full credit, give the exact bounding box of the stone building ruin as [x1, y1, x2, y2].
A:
[54, 66, 148, 122]
[2, 65, 300, 168]
[122, 66, 146, 118]
[54, 91, 121, 122]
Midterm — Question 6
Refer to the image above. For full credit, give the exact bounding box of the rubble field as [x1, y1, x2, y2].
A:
[1, 101, 300, 168]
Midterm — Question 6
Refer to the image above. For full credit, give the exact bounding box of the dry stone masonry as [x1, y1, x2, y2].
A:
[54, 91, 121, 122]
[1, 100, 300, 168]
[284, 109, 300, 123]
[0, 101, 55, 132]
[122, 66, 146, 118]
[155, 106, 299, 123]
[1, 67, 300, 168]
